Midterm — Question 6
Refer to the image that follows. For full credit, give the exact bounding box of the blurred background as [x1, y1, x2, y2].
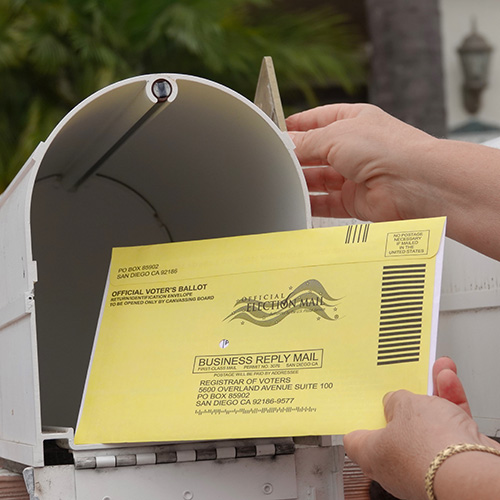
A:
[1, 0, 499, 192]
[2, 2, 500, 499]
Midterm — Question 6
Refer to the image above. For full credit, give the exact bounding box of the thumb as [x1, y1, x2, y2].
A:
[343, 429, 382, 478]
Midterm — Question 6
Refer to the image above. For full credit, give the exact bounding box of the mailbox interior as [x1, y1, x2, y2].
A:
[28, 75, 310, 439]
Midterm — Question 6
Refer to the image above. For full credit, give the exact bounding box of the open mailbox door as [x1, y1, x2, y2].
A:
[0, 69, 311, 470]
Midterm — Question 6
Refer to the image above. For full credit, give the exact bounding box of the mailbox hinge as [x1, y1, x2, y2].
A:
[74, 442, 295, 470]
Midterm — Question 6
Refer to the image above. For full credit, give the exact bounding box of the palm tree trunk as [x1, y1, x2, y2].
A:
[365, 0, 447, 138]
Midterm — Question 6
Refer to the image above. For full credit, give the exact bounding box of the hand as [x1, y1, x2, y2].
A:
[343, 357, 499, 500]
[286, 103, 437, 222]
[287, 103, 500, 261]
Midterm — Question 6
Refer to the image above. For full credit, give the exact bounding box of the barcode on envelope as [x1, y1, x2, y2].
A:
[345, 224, 370, 244]
[377, 264, 426, 366]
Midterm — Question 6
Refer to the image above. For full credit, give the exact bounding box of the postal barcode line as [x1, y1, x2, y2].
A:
[195, 406, 317, 416]
[382, 271, 426, 277]
[380, 328, 422, 337]
[384, 276, 425, 285]
[379, 348, 421, 357]
[379, 321, 423, 331]
[382, 267, 425, 279]
[379, 328, 422, 334]
[378, 351, 420, 359]
[379, 335, 421, 342]
[382, 290, 425, 298]
[380, 307, 423, 315]
[380, 302, 423, 309]
[379, 359, 420, 365]
[380, 307, 423, 314]
[379, 340, 421, 348]
[380, 319, 422, 325]
[383, 264, 426, 270]
[381, 312, 422, 320]
[377, 264, 426, 366]
[345, 224, 370, 244]
[381, 296, 424, 303]
[382, 283, 425, 292]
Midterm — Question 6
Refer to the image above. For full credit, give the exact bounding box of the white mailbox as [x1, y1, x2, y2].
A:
[0, 73, 345, 500]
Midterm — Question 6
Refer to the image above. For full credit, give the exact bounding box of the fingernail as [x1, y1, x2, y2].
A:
[383, 391, 394, 405]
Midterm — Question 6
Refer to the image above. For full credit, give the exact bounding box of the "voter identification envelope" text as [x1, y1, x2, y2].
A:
[75, 217, 446, 444]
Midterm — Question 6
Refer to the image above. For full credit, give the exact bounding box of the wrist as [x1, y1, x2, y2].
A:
[414, 138, 500, 259]
[405, 136, 451, 216]
[427, 444, 500, 500]
[388, 134, 444, 221]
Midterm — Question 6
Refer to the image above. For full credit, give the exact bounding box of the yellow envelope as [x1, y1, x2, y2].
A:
[75, 217, 446, 444]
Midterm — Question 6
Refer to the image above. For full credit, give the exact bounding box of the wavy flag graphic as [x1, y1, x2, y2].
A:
[224, 279, 341, 327]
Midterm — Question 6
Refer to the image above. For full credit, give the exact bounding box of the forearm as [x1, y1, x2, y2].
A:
[404, 138, 500, 260]
[433, 450, 500, 500]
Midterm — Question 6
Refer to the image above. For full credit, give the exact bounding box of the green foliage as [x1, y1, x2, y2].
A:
[0, 0, 364, 192]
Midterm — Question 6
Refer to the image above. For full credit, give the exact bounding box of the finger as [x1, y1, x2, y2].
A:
[435, 368, 472, 417]
[286, 103, 363, 131]
[383, 391, 397, 422]
[432, 357, 457, 395]
[309, 193, 351, 218]
[343, 429, 383, 478]
[382, 390, 413, 423]
[289, 130, 333, 166]
[302, 166, 345, 193]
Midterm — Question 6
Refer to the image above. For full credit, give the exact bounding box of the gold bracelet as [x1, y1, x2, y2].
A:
[425, 443, 500, 500]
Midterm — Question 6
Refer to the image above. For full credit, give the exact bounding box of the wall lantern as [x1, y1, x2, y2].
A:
[457, 21, 493, 114]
